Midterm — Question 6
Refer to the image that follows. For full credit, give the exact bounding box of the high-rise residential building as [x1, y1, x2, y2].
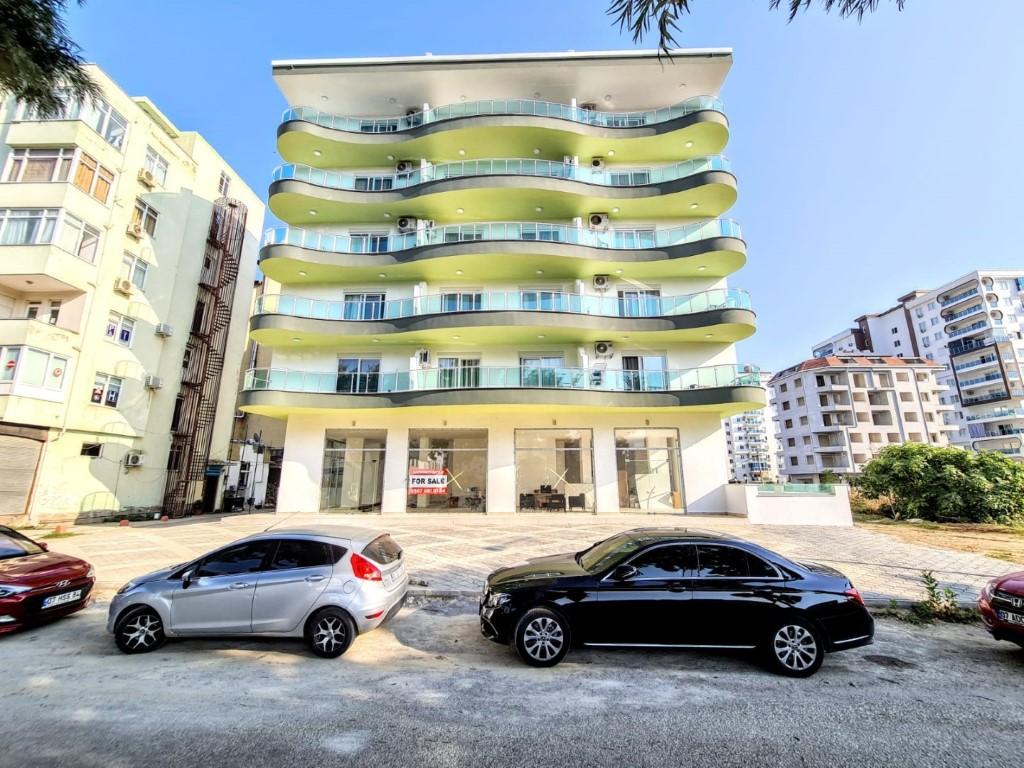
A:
[240, 49, 765, 515]
[723, 370, 779, 482]
[0, 66, 264, 523]
[770, 356, 955, 482]
[812, 269, 1024, 458]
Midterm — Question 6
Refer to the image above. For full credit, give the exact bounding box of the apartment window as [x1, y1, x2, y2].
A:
[34, 299, 61, 325]
[91, 373, 122, 407]
[3, 147, 75, 183]
[850, 433, 863, 443]
[80, 443, 102, 457]
[779, 383, 788, 393]
[218, 172, 231, 196]
[918, 321, 927, 332]
[852, 373, 866, 388]
[899, 392, 913, 402]
[878, 373, 893, 387]
[121, 252, 149, 290]
[927, 302, 936, 310]
[22, 91, 128, 150]
[144, 147, 169, 186]
[336, 358, 381, 393]
[57, 213, 100, 262]
[784, 419, 793, 429]
[72, 152, 114, 203]
[930, 317, 939, 326]
[131, 199, 159, 236]
[869, 433, 882, 444]
[799, 416, 809, 426]
[915, 308, 924, 318]
[805, 455, 814, 465]
[890, 327, 898, 335]
[343, 293, 385, 320]
[796, 397, 805, 407]
[789, 457, 798, 467]
[0, 345, 68, 390]
[905, 412, 919, 422]
[896, 372, 910, 382]
[922, 337, 931, 348]
[782, 401, 791, 411]
[933, 332, 942, 340]
[105, 312, 135, 346]
[794, 378, 803, 388]
[0, 208, 58, 245]
[354, 175, 394, 191]
[349, 232, 389, 253]
[802, 435, 811, 445]
[893, 340, 902, 348]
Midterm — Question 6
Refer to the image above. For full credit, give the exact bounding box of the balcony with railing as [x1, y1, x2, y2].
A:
[953, 354, 1000, 373]
[962, 390, 1011, 407]
[277, 95, 729, 165]
[947, 320, 990, 339]
[259, 219, 748, 283]
[938, 284, 980, 308]
[949, 333, 1011, 357]
[965, 407, 1024, 423]
[942, 303, 985, 326]
[957, 371, 1006, 389]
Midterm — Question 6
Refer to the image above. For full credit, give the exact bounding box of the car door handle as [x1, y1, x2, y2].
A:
[229, 582, 250, 590]
[305, 575, 326, 583]
[668, 585, 688, 593]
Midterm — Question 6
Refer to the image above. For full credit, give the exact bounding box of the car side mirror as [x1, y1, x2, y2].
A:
[181, 569, 195, 589]
[38, 541, 49, 552]
[611, 564, 638, 581]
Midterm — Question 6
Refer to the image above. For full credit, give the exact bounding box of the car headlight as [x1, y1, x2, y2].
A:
[486, 592, 512, 608]
[86, 565, 96, 579]
[116, 581, 138, 595]
[0, 584, 31, 598]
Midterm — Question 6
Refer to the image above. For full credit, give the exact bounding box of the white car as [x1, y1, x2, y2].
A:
[107, 525, 408, 658]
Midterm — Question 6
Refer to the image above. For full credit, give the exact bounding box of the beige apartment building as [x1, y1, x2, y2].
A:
[769, 356, 956, 482]
[0, 65, 264, 523]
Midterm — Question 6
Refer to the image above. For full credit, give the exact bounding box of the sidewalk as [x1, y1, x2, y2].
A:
[44, 511, 1023, 602]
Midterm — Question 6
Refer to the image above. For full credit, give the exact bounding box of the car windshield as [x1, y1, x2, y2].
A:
[577, 533, 663, 573]
[0, 531, 45, 560]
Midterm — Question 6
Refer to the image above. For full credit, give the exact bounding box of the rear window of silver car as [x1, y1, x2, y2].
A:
[362, 534, 402, 565]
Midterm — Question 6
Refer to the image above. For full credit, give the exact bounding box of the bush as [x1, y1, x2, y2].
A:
[853, 443, 1024, 524]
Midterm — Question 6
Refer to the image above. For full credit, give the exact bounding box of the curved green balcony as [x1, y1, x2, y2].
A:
[278, 96, 729, 166]
[239, 363, 766, 418]
[268, 156, 737, 224]
[260, 218, 745, 284]
[250, 288, 756, 348]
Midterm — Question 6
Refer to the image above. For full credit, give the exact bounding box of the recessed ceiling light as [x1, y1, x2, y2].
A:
[456, 207, 464, 214]
[614, 269, 624, 274]
[704, 333, 713, 339]
[611, 207, 620, 213]
[533, 91, 541, 98]
[532, 148, 541, 155]
[537, 335, 546, 339]
[455, 269, 464, 275]
[607, 150, 615, 157]
[458, 149, 466, 156]
[292, 337, 302, 342]
[452, 335, 461, 340]
[697, 266, 707, 272]
[459, 95, 467, 102]
[535, 206, 543, 213]
[312, 149, 322, 157]
[386, 154, 395, 161]
[388, 97, 397, 104]
[679, 82, 687, 88]
[372, 338, 380, 343]
[383, 212, 392, 219]
[378, 272, 386, 278]
[603, 94, 612, 102]
[298, 270, 308, 276]
[320, 95, 328, 101]
[25, 279, 33, 285]
[685, 140, 695, 149]
[621, 335, 630, 340]
[535, 269, 544, 275]
[308, 209, 318, 216]
[689, 202, 699, 209]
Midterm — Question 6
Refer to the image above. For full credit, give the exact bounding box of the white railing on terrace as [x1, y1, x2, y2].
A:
[281, 95, 725, 134]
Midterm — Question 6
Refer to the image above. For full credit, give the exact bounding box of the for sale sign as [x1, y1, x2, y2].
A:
[409, 468, 449, 495]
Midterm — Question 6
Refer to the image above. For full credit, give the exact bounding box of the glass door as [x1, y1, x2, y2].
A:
[438, 357, 480, 389]
[520, 355, 563, 388]
[621, 355, 667, 391]
[617, 289, 661, 317]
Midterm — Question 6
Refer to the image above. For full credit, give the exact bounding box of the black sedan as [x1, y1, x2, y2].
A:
[479, 528, 873, 677]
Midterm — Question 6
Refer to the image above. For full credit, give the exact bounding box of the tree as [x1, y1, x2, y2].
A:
[0, 0, 97, 115]
[608, 0, 908, 53]
[854, 443, 1024, 524]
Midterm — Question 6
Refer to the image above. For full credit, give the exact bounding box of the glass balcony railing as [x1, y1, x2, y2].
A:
[947, 320, 989, 339]
[939, 286, 979, 307]
[965, 408, 1022, 422]
[962, 391, 1010, 406]
[262, 219, 742, 255]
[953, 355, 1000, 372]
[243, 363, 762, 396]
[254, 288, 752, 323]
[281, 95, 725, 135]
[271, 156, 731, 192]
[757, 484, 837, 496]
[942, 304, 985, 323]
[958, 371, 1006, 388]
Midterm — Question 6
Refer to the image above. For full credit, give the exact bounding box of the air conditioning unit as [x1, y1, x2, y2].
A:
[594, 340, 614, 358]
[137, 168, 156, 188]
[590, 157, 605, 170]
[593, 274, 610, 292]
[395, 160, 416, 173]
[589, 212, 610, 230]
[154, 323, 174, 337]
[124, 451, 145, 468]
[126, 223, 144, 239]
[419, 219, 435, 230]
[144, 375, 163, 389]
[415, 348, 431, 366]
[113, 278, 135, 296]
[397, 216, 418, 233]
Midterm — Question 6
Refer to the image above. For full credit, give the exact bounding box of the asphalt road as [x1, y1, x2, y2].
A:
[1, 599, 1022, 768]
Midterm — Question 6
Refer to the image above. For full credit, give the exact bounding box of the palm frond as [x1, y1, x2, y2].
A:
[768, 0, 907, 21]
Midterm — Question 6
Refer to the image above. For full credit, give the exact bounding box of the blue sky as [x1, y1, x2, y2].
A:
[64, 0, 1024, 371]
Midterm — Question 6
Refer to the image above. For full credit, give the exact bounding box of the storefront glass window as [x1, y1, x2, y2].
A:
[407, 429, 487, 512]
[321, 429, 386, 512]
[515, 429, 594, 512]
[614, 428, 685, 512]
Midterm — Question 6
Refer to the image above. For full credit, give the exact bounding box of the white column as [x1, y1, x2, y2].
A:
[381, 426, 409, 514]
[680, 414, 730, 514]
[487, 423, 516, 513]
[592, 426, 619, 514]
[278, 416, 325, 514]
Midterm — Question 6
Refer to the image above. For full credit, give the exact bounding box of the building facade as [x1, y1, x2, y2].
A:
[812, 270, 1024, 458]
[770, 356, 955, 483]
[0, 66, 265, 523]
[240, 49, 765, 515]
[724, 370, 779, 482]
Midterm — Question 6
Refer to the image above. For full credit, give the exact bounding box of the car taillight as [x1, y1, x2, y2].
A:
[350, 552, 382, 581]
[844, 587, 865, 606]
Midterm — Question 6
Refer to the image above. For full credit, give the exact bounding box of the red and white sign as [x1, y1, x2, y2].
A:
[409, 468, 449, 495]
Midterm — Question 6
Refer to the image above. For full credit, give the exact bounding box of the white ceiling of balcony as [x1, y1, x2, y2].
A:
[272, 49, 732, 115]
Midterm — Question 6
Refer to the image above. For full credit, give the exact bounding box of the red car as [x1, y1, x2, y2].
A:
[978, 571, 1024, 648]
[0, 525, 95, 635]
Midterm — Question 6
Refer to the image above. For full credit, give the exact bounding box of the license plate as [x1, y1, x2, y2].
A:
[997, 610, 1024, 626]
[41, 590, 82, 610]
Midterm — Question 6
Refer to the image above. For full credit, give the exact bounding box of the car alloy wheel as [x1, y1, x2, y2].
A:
[313, 616, 347, 654]
[773, 624, 819, 672]
[114, 607, 166, 654]
[514, 607, 570, 667]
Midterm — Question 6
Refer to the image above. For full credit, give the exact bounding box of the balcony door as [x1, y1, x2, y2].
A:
[343, 293, 385, 320]
[336, 358, 380, 393]
[521, 355, 564, 388]
[438, 357, 480, 389]
[621, 354, 667, 391]
[617, 289, 661, 317]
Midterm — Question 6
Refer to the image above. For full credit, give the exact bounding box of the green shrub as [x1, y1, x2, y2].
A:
[853, 443, 1024, 524]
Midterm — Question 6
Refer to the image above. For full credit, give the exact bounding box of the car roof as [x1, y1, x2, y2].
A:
[620, 527, 738, 542]
[244, 524, 389, 548]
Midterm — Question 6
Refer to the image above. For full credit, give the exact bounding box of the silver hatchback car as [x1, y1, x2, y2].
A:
[107, 525, 408, 658]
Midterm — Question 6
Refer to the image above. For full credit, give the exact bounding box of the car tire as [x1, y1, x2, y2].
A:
[114, 606, 166, 654]
[513, 607, 570, 667]
[306, 607, 356, 659]
[764, 617, 824, 677]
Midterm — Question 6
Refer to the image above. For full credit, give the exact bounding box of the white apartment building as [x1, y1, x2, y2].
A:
[770, 356, 954, 483]
[240, 49, 766, 516]
[812, 270, 1024, 457]
[724, 370, 779, 482]
[0, 66, 265, 523]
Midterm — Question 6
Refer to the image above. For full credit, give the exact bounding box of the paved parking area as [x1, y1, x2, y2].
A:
[43, 512, 1024, 602]
[1, 600, 1022, 768]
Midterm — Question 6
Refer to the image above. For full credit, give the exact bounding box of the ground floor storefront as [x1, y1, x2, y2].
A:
[277, 410, 730, 515]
